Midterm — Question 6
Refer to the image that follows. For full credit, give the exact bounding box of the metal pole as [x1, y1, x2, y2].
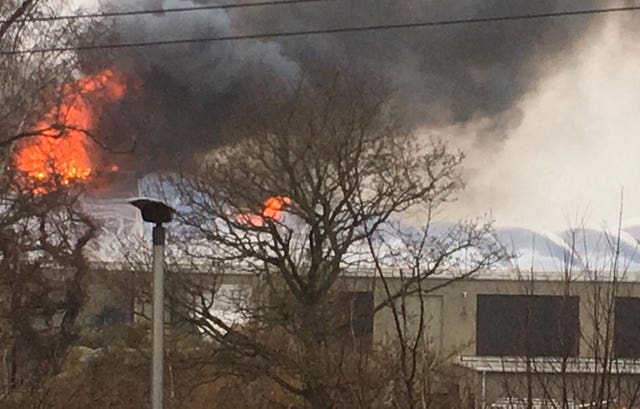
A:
[481, 370, 486, 409]
[152, 224, 165, 409]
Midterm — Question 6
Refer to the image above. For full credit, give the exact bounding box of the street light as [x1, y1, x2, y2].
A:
[129, 198, 175, 409]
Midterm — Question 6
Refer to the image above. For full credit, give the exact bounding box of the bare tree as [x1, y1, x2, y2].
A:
[2, 1, 76, 148]
[0, 1, 121, 401]
[370, 218, 496, 409]
[0, 186, 97, 393]
[491, 217, 640, 409]
[129, 76, 503, 409]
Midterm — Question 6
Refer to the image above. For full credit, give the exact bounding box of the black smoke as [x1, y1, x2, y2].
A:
[86, 0, 606, 173]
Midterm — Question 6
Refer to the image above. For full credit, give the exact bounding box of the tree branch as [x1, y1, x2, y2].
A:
[0, 0, 36, 41]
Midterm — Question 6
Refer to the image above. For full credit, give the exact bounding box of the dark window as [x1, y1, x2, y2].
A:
[614, 297, 640, 358]
[476, 294, 580, 357]
[335, 291, 374, 345]
[92, 305, 131, 327]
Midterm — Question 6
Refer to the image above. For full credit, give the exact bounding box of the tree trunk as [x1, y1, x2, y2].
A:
[300, 302, 335, 409]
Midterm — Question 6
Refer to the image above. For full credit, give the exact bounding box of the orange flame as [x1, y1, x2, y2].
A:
[262, 196, 291, 220]
[236, 196, 291, 226]
[12, 69, 127, 192]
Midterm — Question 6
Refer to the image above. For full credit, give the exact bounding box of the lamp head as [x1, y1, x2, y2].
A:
[129, 198, 175, 225]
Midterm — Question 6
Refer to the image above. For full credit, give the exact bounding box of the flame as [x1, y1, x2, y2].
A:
[12, 69, 127, 192]
[236, 196, 291, 226]
[262, 196, 291, 220]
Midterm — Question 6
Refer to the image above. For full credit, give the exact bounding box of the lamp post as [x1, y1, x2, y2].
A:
[129, 198, 174, 409]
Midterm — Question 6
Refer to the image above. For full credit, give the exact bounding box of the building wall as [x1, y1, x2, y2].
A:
[89, 268, 640, 361]
[364, 276, 640, 407]
[90, 268, 640, 406]
[368, 277, 640, 358]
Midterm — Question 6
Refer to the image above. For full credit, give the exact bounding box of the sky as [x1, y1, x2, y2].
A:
[68, 1, 640, 233]
[440, 13, 640, 231]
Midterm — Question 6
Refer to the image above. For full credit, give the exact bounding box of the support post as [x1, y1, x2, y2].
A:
[481, 370, 486, 409]
[152, 224, 165, 409]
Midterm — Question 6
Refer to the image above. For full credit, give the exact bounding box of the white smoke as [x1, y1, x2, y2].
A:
[441, 14, 640, 231]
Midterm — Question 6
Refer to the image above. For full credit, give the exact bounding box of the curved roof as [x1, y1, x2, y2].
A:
[86, 176, 640, 280]
[559, 227, 640, 275]
[494, 227, 577, 273]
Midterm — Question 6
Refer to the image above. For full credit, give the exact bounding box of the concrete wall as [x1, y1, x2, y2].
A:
[363, 276, 640, 408]
[89, 268, 640, 360]
[367, 276, 640, 358]
[90, 268, 640, 406]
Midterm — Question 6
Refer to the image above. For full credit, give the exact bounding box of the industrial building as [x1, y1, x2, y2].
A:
[81, 182, 640, 408]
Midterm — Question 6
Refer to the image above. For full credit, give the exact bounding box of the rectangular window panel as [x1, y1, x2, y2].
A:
[614, 297, 640, 358]
[476, 294, 580, 357]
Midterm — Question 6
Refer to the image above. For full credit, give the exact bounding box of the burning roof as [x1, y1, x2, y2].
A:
[11, 69, 127, 193]
[80, 174, 640, 283]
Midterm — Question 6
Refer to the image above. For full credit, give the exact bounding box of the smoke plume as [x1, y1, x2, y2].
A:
[442, 14, 640, 230]
[81, 0, 612, 173]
